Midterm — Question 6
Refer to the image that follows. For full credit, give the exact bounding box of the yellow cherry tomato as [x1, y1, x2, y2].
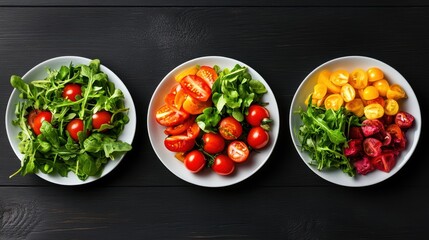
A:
[313, 83, 328, 99]
[317, 70, 341, 93]
[386, 84, 406, 100]
[384, 99, 399, 115]
[340, 83, 356, 102]
[305, 93, 324, 107]
[349, 68, 368, 89]
[367, 67, 384, 82]
[345, 98, 364, 117]
[364, 103, 384, 119]
[324, 93, 344, 111]
[174, 66, 198, 82]
[330, 70, 350, 86]
[362, 86, 379, 100]
[372, 79, 390, 97]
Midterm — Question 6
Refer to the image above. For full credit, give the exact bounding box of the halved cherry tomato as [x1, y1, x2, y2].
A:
[340, 83, 356, 102]
[164, 135, 195, 152]
[386, 124, 406, 150]
[247, 126, 269, 150]
[155, 104, 189, 127]
[367, 67, 384, 82]
[386, 84, 406, 100]
[184, 150, 206, 173]
[227, 141, 250, 163]
[31, 111, 53, 135]
[349, 68, 368, 89]
[186, 122, 200, 139]
[395, 112, 415, 129]
[67, 118, 84, 141]
[164, 117, 194, 135]
[345, 98, 364, 117]
[330, 70, 349, 86]
[27, 109, 41, 131]
[62, 83, 82, 101]
[246, 105, 270, 127]
[174, 89, 188, 110]
[313, 83, 327, 99]
[180, 75, 211, 102]
[219, 116, 243, 140]
[361, 119, 385, 137]
[202, 133, 225, 154]
[212, 154, 235, 175]
[384, 99, 399, 116]
[371, 152, 396, 172]
[366, 96, 385, 108]
[196, 66, 218, 88]
[182, 96, 212, 115]
[364, 103, 384, 119]
[363, 138, 382, 157]
[305, 93, 324, 107]
[92, 111, 112, 129]
[317, 70, 341, 93]
[174, 66, 198, 82]
[362, 86, 379, 100]
[324, 93, 344, 111]
[372, 79, 389, 97]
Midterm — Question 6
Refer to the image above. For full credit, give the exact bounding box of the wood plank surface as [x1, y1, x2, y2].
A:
[0, 4, 428, 239]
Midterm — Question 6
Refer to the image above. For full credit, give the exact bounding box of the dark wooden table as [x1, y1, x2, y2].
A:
[1, 1, 428, 239]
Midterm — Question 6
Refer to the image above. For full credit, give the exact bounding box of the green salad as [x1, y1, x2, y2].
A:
[10, 59, 132, 180]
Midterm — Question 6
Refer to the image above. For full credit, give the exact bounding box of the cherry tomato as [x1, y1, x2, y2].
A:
[164, 135, 195, 152]
[174, 66, 198, 82]
[366, 96, 385, 108]
[164, 117, 194, 135]
[384, 99, 399, 116]
[186, 122, 200, 139]
[202, 133, 225, 154]
[219, 116, 243, 140]
[345, 98, 364, 117]
[313, 83, 327, 99]
[386, 84, 406, 100]
[174, 88, 188, 110]
[27, 109, 40, 131]
[361, 119, 384, 137]
[386, 124, 406, 150]
[184, 150, 206, 173]
[62, 83, 82, 101]
[155, 104, 189, 127]
[212, 154, 235, 175]
[305, 94, 324, 107]
[67, 118, 84, 141]
[362, 86, 379, 100]
[372, 79, 389, 97]
[364, 103, 384, 120]
[227, 141, 250, 163]
[92, 111, 111, 129]
[395, 111, 415, 129]
[180, 75, 211, 102]
[317, 70, 341, 93]
[371, 152, 396, 172]
[30, 111, 52, 135]
[363, 138, 382, 157]
[182, 96, 212, 115]
[330, 70, 349, 86]
[349, 68, 368, 89]
[196, 66, 218, 88]
[324, 93, 344, 111]
[246, 105, 270, 127]
[343, 139, 362, 157]
[367, 67, 384, 82]
[247, 126, 269, 150]
[340, 83, 356, 102]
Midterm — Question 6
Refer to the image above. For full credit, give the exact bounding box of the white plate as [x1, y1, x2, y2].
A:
[147, 56, 280, 187]
[5, 56, 136, 185]
[289, 56, 421, 187]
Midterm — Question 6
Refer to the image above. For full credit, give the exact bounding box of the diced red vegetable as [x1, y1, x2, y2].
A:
[353, 156, 375, 175]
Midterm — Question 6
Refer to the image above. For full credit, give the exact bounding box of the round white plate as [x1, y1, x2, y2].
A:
[5, 56, 136, 185]
[289, 56, 421, 187]
[147, 56, 280, 187]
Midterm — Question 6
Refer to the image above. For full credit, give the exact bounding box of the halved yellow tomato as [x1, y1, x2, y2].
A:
[364, 103, 384, 119]
[367, 67, 384, 82]
[324, 93, 344, 111]
[313, 83, 327, 99]
[330, 70, 349, 86]
[386, 84, 406, 100]
[362, 86, 379, 100]
[304, 94, 324, 107]
[384, 99, 399, 115]
[182, 96, 212, 115]
[349, 68, 368, 89]
[372, 79, 389, 97]
[174, 66, 199, 82]
[345, 98, 364, 117]
[174, 88, 188, 109]
[317, 70, 341, 93]
[340, 83, 356, 102]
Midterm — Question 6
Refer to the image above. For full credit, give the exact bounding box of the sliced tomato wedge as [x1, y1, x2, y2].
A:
[164, 117, 194, 135]
[371, 152, 396, 172]
[155, 104, 189, 127]
[164, 135, 195, 152]
[196, 66, 218, 88]
[174, 88, 188, 110]
[187, 122, 200, 139]
[182, 96, 212, 115]
[180, 75, 211, 102]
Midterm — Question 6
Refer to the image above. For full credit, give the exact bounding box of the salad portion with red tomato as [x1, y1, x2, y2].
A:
[155, 64, 272, 175]
[10, 59, 132, 180]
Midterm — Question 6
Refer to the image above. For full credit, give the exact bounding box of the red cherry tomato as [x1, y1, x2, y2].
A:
[245, 105, 270, 127]
[164, 117, 194, 136]
[30, 111, 52, 135]
[196, 66, 218, 87]
[67, 119, 84, 141]
[363, 138, 382, 157]
[202, 133, 225, 154]
[62, 83, 82, 101]
[180, 75, 211, 102]
[186, 122, 200, 140]
[155, 104, 189, 127]
[371, 152, 396, 172]
[164, 135, 195, 152]
[184, 150, 206, 173]
[395, 111, 415, 129]
[212, 154, 235, 175]
[227, 141, 250, 163]
[247, 126, 269, 149]
[219, 116, 243, 140]
[386, 124, 406, 150]
[92, 111, 112, 129]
